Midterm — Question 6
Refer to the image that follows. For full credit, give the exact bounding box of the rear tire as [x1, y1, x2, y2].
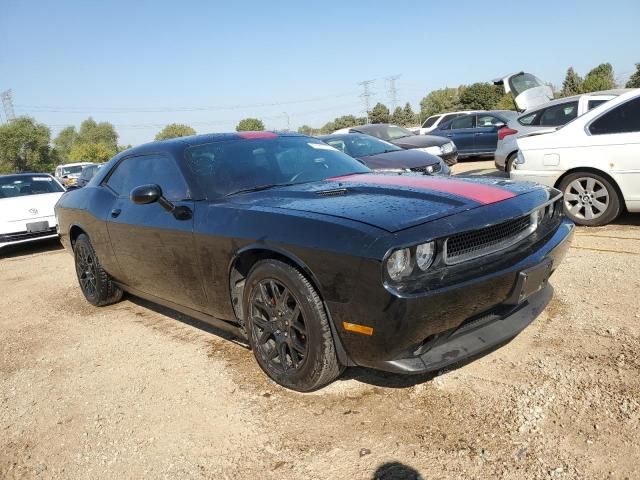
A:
[74, 234, 123, 306]
[244, 259, 343, 391]
[506, 152, 518, 173]
[558, 172, 621, 226]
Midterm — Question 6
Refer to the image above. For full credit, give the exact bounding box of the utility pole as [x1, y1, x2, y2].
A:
[1, 89, 16, 122]
[357, 80, 375, 124]
[282, 112, 290, 131]
[385, 74, 401, 111]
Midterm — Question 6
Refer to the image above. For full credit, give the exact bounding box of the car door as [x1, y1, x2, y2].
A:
[103, 153, 209, 310]
[474, 114, 507, 153]
[493, 72, 554, 111]
[586, 96, 640, 205]
[442, 114, 477, 154]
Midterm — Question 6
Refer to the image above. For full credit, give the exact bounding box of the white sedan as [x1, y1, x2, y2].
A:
[0, 173, 66, 249]
[511, 89, 640, 226]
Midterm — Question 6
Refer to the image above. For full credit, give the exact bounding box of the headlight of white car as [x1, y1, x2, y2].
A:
[419, 146, 442, 155]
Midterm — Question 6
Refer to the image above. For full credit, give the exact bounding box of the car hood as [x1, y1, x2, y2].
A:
[228, 174, 544, 233]
[390, 134, 450, 149]
[0, 192, 63, 231]
[357, 149, 440, 170]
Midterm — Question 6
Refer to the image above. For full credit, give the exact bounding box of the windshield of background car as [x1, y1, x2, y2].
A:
[381, 126, 415, 141]
[0, 175, 64, 198]
[184, 136, 370, 198]
[326, 135, 402, 157]
[61, 166, 83, 176]
[509, 73, 546, 96]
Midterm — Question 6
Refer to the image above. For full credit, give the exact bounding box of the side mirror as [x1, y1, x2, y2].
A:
[129, 184, 192, 220]
[130, 184, 162, 205]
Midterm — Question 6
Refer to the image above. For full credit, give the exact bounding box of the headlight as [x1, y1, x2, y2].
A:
[441, 142, 454, 154]
[416, 241, 435, 271]
[419, 146, 442, 155]
[386, 248, 412, 281]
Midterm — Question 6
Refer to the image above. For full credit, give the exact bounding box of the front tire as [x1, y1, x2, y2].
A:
[558, 172, 621, 226]
[74, 233, 123, 306]
[244, 260, 342, 391]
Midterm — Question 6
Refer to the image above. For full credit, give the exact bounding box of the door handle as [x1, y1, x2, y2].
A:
[110, 208, 121, 218]
[445, 134, 453, 137]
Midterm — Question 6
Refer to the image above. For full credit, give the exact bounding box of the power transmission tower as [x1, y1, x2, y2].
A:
[1, 89, 16, 122]
[385, 74, 401, 111]
[357, 80, 375, 124]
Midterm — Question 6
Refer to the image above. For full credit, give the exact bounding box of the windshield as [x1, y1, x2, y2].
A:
[0, 175, 64, 198]
[509, 73, 545, 96]
[379, 125, 416, 141]
[61, 165, 84, 176]
[324, 135, 402, 157]
[184, 136, 370, 198]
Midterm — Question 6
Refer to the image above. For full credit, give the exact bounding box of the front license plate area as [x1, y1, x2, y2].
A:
[506, 260, 552, 305]
[26, 221, 49, 233]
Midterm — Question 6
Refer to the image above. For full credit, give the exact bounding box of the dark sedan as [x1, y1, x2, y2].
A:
[337, 124, 458, 166]
[429, 111, 519, 158]
[317, 133, 450, 175]
[55, 131, 573, 391]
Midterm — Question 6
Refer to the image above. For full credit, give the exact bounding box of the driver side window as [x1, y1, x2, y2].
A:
[106, 155, 189, 201]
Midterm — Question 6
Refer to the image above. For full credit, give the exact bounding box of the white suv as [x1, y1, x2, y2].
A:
[511, 89, 640, 226]
[413, 111, 478, 135]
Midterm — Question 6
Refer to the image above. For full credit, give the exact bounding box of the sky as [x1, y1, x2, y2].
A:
[1, 0, 639, 146]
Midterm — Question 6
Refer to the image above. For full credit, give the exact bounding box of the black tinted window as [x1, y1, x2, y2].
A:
[422, 116, 439, 128]
[451, 115, 474, 129]
[589, 98, 640, 135]
[518, 112, 539, 126]
[106, 155, 189, 200]
[184, 136, 369, 198]
[476, 114, 504, 127]
[539, 101, 578, 126]
[439, 114, 460, 125]
[587, 99, 608, 110]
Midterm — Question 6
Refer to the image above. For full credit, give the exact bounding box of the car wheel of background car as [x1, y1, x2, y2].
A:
[506, 152, 518, 173]
[244, 259, 343, 391]
[558, 172, 621, 226]
[74, 234, 123, 306]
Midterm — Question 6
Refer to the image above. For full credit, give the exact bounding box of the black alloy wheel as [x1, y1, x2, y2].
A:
[73, 233, 123, 306]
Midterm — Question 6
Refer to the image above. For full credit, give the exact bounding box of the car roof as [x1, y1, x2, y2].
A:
[520, 89, 631, 115]
[57, 162, 94, 167]
[0, 172, 53, 178]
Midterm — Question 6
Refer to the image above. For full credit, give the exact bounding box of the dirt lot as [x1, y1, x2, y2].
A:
[2, 161, 639, 479]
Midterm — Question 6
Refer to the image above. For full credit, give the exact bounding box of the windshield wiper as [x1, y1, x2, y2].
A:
[225, 183, 294, 197]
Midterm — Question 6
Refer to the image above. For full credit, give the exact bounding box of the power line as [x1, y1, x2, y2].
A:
[357, 79, 375, 124]
[14, 91, 360, 114]
[385, 74, 401, 110]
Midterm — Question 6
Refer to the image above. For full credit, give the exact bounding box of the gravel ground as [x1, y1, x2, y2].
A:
[1, 163, 639, 479]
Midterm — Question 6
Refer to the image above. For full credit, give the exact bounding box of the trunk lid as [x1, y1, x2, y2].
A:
[493, 71, 554, 111]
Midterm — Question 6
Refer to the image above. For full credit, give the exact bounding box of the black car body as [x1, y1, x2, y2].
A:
[55, 131, 573, 391]
[341, 124, 458, 166]
[317, 133, 450, 175]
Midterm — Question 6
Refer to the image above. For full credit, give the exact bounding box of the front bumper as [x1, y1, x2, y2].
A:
[510, 168, 563, 188]
[0, 215, 60, 249]
[333, 218, 574, 374]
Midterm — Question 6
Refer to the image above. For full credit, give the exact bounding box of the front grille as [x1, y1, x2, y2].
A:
[0, 227, 57, 243]
[444, 215, 534, 265]
[410, 163, 441, 174]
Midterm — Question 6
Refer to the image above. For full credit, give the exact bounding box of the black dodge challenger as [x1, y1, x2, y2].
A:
[55, 131, 574, 391]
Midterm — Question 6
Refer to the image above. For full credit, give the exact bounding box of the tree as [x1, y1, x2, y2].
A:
[561, 67, 583, 97]
[419, 87, 461, 119]
[390, 107, 404, 126]
[69, 142, 117, 163]
[155, 123, 196, 141]
[626, 63, 640, 88]
[583, 63, 616, 92]
[235, 118, 264, 131]
[53, 126, 77, 163]
[369, 102, 390, 124]
[401, 103, 417, 126]
[75, 117, 118, 151]
[458, 83, 503, 110]
[494, 95, 516, 110]
[297, 125, 314, 135]
[0, 117, 53, 174]
[332, 115, 361, 130]
[319, 121, 336, 134]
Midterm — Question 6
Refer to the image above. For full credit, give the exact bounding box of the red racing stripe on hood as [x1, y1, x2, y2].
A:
[327, 174, 515, 205]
